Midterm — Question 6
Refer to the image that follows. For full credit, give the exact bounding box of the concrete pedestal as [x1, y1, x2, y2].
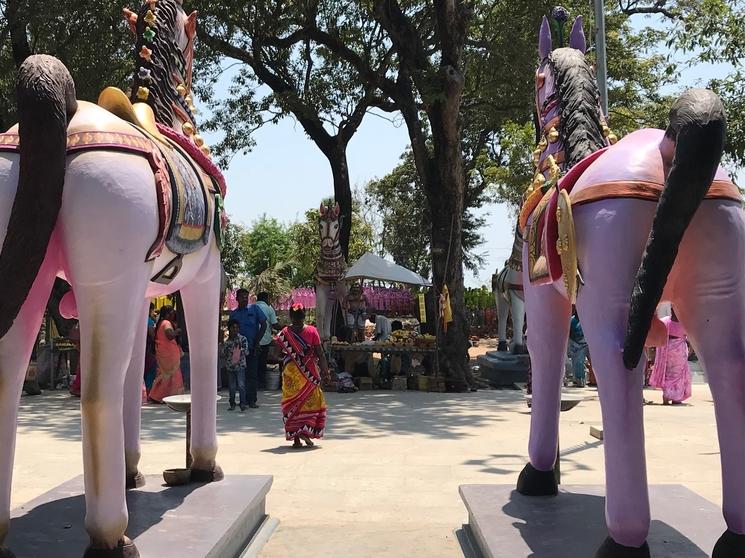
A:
[477, 351, 530, 387]
[7, 475, 274, 558]
[460, 484, 723, 557]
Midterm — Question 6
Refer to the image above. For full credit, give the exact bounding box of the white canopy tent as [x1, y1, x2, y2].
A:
[342, 252, 432, 287]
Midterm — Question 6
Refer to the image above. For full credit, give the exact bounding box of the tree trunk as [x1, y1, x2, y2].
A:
[325, 146, 353, 260]
[6, 0, 32, 67]
[427, 101, 469, 389]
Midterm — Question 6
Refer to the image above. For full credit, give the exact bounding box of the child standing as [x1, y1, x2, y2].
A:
[223, 319, 249, 412]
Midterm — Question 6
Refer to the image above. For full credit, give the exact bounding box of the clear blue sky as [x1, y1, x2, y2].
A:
[201, 12, 741, 290]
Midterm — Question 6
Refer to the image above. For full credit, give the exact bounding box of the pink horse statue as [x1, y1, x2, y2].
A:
[517, 15, 745, 558]
[0, 1, 224, 556]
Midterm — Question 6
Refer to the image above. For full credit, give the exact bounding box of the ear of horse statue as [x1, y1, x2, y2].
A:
[539, 16, 552, 60]
[123, 8, 138, 35]
[186, 11, 197, 39]
[333, 202, 340, 218]
[569, 16, 586, 53]
[319, 202, 326, 216]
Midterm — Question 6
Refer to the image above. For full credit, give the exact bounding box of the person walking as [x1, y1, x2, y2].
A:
[568, 310, 589, 387]
[275, 303, 330, 448]
[649, 310, 692, 405]
[255, 291, 280, 389]
[229, 288, 267, 408]
[223, 318, 249, 411]
[144, 303, 158, 398]
[150, 305, 185, 402]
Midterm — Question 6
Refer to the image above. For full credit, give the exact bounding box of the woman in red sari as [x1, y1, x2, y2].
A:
[275, 303, 330, 448]
[150, 305, 185, 402]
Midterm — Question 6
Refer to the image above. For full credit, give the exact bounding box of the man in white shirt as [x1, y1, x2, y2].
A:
[369, 310, 392, 342]
[255, 292, 280, 389]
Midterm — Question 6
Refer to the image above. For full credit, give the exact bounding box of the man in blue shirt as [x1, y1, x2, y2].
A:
[229, 288, 267, 408]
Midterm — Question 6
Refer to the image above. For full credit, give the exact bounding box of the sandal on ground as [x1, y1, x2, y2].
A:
[292, 438, 303, 449]
[301, 434, 314, 447]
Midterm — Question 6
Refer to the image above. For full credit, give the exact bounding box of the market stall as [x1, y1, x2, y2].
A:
[327, 253, 444, 391]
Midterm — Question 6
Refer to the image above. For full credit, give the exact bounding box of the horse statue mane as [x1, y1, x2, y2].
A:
[124, 0, 204, 147]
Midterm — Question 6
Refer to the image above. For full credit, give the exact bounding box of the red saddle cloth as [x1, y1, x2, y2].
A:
[526, 148, 608, 286]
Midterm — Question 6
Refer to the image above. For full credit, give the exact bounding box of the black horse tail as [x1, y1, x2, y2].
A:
[0, 55, 77, 338]
[623, 89, 726, 369]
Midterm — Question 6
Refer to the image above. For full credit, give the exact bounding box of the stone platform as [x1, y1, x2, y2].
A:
[476, 351, 530, 387]
[460, 484, 724, 557]
[6, 475, 274, 558]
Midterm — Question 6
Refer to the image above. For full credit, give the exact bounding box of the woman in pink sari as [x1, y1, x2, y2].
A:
[649, 310, 692, 405]
[275, 304, 330, 448]
[150, 305, 185, 402]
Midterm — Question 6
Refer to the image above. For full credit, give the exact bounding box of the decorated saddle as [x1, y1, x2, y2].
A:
[0, 88, 227, 267]
[518, 129, 741, 303]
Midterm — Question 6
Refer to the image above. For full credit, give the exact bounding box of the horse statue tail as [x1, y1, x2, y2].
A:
[0, 55, 77, 338]
[623, 89, 726, 369]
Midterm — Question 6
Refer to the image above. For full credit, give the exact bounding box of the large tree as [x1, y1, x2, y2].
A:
[193, 1, 395, 259]
[365, 149, 489, 279]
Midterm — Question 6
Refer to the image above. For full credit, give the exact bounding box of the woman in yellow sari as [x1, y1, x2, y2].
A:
[275, 303, 330, 448]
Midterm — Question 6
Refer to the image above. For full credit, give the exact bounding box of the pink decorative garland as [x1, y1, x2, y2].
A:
[156, 123, 227, 198]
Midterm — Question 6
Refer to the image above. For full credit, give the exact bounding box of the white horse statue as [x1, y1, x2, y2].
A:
[0, 1, 225, 556]
[492, 225, 526, 353]
[315, 202, 347, 341]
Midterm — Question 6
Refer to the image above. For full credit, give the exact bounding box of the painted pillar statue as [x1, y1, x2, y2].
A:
[0, 1, 226, 556]
[492, 224, 526, 353]
[315, 202, 347, 341]
[516, 11, 745, 558]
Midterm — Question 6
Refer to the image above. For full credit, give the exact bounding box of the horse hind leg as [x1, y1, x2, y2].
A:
[671, 202, 745, 557]
[0, 257, 57, 556]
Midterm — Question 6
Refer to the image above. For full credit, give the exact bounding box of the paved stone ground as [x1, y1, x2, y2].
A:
[12, 376, 722, 557]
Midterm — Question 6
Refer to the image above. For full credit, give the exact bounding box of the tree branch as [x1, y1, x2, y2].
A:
[199, 29, 336, 154]
[617, 0, 681, 19]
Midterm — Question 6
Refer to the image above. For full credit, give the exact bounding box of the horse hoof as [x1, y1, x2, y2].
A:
[125, 471, 145, 490]
[712, 529, 745, 558]
[594, 537, 650, 557]
[83, 536, 140, 558]
[497, 341, 508, 352]
[512, 344, 528, 355]
[190, 464, 224, 483]
[516, 463, 557, 496]
[0, 546, 17, 558]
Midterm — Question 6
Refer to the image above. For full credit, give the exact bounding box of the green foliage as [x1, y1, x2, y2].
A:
[463, 286, 494, 310]
[220, 221, 250, 285]
[0, 0, 133, 130]
[244, 215, 293, 278]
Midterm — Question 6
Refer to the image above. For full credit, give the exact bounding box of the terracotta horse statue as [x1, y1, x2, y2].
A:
[0, 1, 225, 556]
[315, 202, 347, 341]
[516, 15, 745, 558]
[492, 225, 526, 353]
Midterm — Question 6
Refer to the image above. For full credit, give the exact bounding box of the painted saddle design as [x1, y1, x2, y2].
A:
[0, 87, 227, 264]
[519, 128, 741, 303]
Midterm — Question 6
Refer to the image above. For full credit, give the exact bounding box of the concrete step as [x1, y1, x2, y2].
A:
[460, 484, 724, 557]
[7, 474, 273, 558]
